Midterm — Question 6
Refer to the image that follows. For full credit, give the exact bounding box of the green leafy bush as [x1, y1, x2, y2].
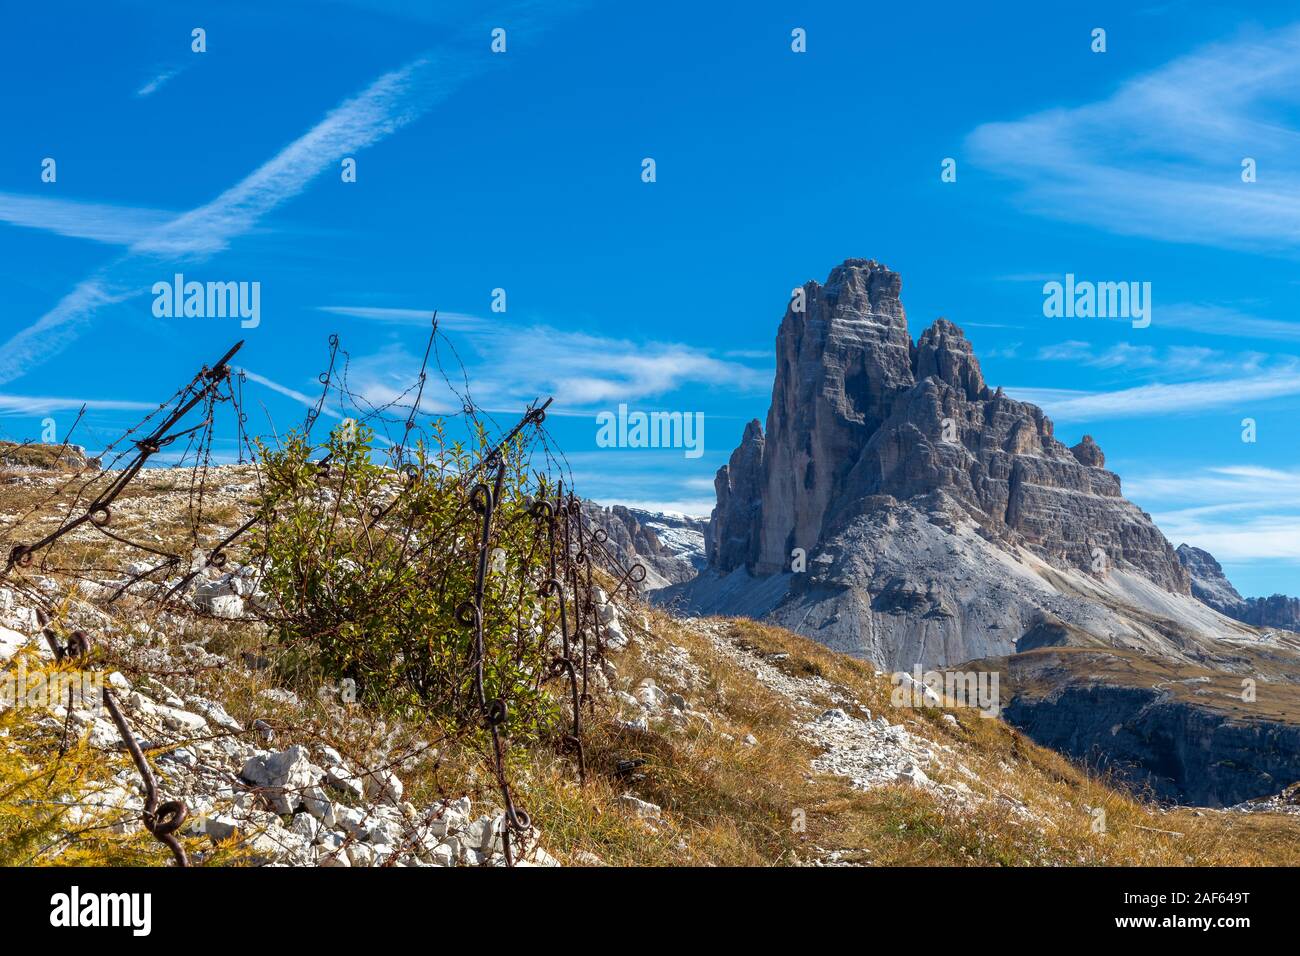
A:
[250, 422, 559, 741]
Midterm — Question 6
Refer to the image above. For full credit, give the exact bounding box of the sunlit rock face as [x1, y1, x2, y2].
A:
[707, 258, 1188, 597]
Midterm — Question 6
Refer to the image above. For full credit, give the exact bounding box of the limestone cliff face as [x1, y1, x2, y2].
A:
[754, 259, 915, 574]
[706, 419, 765, 573]
[1003, 669, 1300, 806]
[708, 259, 1189, 595]
[1176, 544, 1247, 616]
[1178, 543, 1300, 633]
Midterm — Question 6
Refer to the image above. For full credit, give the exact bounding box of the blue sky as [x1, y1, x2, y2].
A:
[2, 1, 1300, 597]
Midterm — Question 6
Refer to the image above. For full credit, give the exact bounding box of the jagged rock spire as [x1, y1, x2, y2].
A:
[708, 258, 1188, 594]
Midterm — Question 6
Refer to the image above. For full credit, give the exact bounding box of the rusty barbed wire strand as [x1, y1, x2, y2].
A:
[0, 325, 651, 868]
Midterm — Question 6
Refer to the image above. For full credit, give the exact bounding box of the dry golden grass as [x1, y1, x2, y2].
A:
[7, 595, 1299, 867]
[520, 612, 1300, 867]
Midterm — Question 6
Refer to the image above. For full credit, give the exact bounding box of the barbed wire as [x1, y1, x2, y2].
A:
[0, 318, 646, 867]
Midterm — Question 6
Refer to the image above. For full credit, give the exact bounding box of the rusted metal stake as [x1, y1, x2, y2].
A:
[102, 689, 189, 867]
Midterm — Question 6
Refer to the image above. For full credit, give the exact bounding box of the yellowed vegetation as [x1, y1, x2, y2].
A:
[521, 613, 1300, 867]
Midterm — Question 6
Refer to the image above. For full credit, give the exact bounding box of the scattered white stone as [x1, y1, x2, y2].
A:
[604, 618, 630, 651]
[240, 745, 320, 815]
[618, 794, 661, 820]
[0, 625, 31, 663]
[427, 843, 455, 866]
[324, 765, 365, 800]
[634, 679, 669, 711]
[156, 704, 208, 735]
[188, 697, 243, 732]
[257, 688, 300, 707]
[361, 767, 404, 805]
[893, 762, 932, 788]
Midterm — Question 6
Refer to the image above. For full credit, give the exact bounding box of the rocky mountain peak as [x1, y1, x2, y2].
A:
[912, 317, 989, 402]
[1069, 435, 1106, 468]
[706, 419, 766, 572]
[818, 258, 904, 316]
[755, 259, 916, 574]
[708, 259, 1189, 597]
[1177, 542, 1300, 632]
[1176, 543, 1245, 614]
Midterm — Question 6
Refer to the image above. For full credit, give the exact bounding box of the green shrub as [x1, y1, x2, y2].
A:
[250, 422, 560, 742]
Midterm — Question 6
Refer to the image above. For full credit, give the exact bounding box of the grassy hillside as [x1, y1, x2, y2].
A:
[527, 613, 1300, 866]
[3, 461, 1298, 867]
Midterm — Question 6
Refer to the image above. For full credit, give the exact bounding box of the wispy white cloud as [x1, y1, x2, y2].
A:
[471, 327, 769, 408]
[136, 66, 185, 97]
[240, 369, 337, 415]
[130, 55, 461, 260]
[316, 306, 486, 329]
[967, 23, 1300, 253]
[1159, 512, 1300, 562]
[1128, 464, 1300, 503]
[1035, 339, 1278, 376]
[1018, 337, 1300, 421]
[983, 342, 1022, 359]
[1125, 465, 1300, 566]
[330, 315, 770, 414]
[0, 0, 573, 387]
[0, 278, 141, 388]
[1158, 303, 1300, 343]
[0, 193, 176, 246]
[0, 56, 468, 386]
[0, 393, 156, 416]
[1008, 370, 1300, 421]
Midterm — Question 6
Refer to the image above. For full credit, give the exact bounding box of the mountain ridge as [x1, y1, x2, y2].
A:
[651, 258, 1300, 805]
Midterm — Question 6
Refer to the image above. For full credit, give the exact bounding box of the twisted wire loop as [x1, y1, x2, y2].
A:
[102, 690, 189, 867]
[569, 501, 591, 703]
[611, 560, 648, 598]
[35, 607, 93, 663]
[303, 335, 339, 439]
[393, 312, 437, 468]
[463, 457, 529, 864]
[537, 574, 586, 785]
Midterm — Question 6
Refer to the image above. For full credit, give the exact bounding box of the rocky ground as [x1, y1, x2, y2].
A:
[1, 577, 562, 867]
